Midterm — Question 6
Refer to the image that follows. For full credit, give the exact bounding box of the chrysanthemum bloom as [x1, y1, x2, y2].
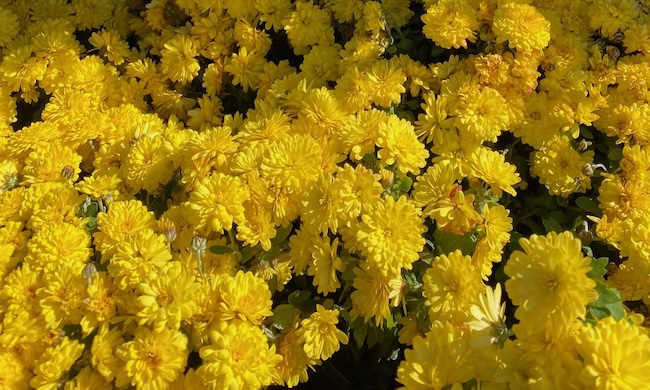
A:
[365, 59, 407, 108]
[421, 0, 479, 49]
[80, 272, 116, 336]
[467, 147, 520, 197]
[115, 326, 188, 390]
[350, 263, 403, 327]
[531, 135, 594, 197]
[22, 143, 82, 185]
[574, 317, 650, 388]
[307, 236, 345, 296]
[423, 250, 484, 325]
[93, 200, 158, 262]
[30, 337, 84, 389]
[493, 3, 550, 52]
[589, 0, 639, 38]
[0, 349, 31, 390]
[339, 109, 386, 161]
[0, 263, 40, 321]
[429, 186, 483, 235]
[218, 270, 273, 325]
[92, 323, 125, 382]
[276, 321, 320, 387]
[225, 47, 266, 92]
[37, 263, 87, 328]
[299, 174, 343, 234]
[334, 163, 383, 218]
[260, 134, 323, 194]
[505, 231, 598, 325]
[136, 261, 200, 332]
[184, 172, 250, 234]
[414, 92, 454, 144]
[453, 87, 510, 144]
[297, 305, 349, 360]
[197, 322, 282, 389]
[344, 196, 426, 277]
[123, 136, 174, 193]
[283, 1, 334, 53]
[160, 34, 201, 84]
[396, 321, 475, 389]
[108, 229, 172, 290]
[88, 29, 130, 65]
[468, 284, 509, 349]
[377, 115, 429, 175]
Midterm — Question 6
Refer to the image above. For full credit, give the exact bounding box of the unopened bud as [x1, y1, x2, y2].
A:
[160, 218, 177, 244]
[582, 163, 595, 177]
[61, 165, 75, 179]
[579, 230, 593, 245]
[605, 45, 620, 60]
[191, 234, 207, 255]
[577, 139, 591, 152]
[609, 30, 625, 43]
[82, 263, 98, 284]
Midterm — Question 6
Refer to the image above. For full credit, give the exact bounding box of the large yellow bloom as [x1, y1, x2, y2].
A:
[423, 250, 484, 325]
[396, 321, 475, 389]
[493, 3, 551, 52]
[296, 304, 349, 360]
[197, 322, 282, 389]
[505, 231, 598, 325]
[344, 195, 426, 277]
[218, 270, 273, 325]
[574, 317, 650, 389]
[184, 172, 250, 234]
[115, 326, 188, 390]
[421, 0, 478, 49]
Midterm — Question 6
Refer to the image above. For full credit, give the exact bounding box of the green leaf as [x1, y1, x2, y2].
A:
[269, 304, 301, 330]
[397, 176, 413, 192]
[85, 202, 99, 217]
[542, 217, 563, 233]
[590, 282, 626, 321]
[395, 39, 414, 51]
[582, 245, 594, 258]
[607, 147, 623, 161]
[353, 320, 368, 349]
[587, 257, 608, 279]
[209, 245, 234, 254]
[271, 224, 293, 246]
[580, 126, 594, 139]
[605, 301, 626, 321]
[433, 230, 476, 256]
[288, 290, 311, 306]
[575, 197, 600, 215]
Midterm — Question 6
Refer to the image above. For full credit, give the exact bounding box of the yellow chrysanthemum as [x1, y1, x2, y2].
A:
[22, 143, 82, 186]
[37, 263, 87, 328]
[530, 135, 594, 197]
[122, 136, 174, 193]
[136, 261, 200, 332]
[467, 147, 520, 197]
[31, 337, 85, 389]
[25, 221, 91, 272]
[493, 3, 551, 52]
[91, 323, 124, 382]
[184, 172, 250, 234]
[160, 34, 201, 84]
[307, 236, 345, 296]
[377, 115, 429, 175]
[197, 322, 282, 389]
[423, 250, 484, 325]
[80, 271, 116, 336]
[296, 305, 349, 361]
[108, 229, 172, 290]
[260, 134, 323, 193]
[218, 270, 273, 325]
[350, 262, 404, 327]
[115, 326, 188, 390]
[421, 0, 478, 49]
[343, 196, 426, 276]
[276, 321, 319, 388]
[453, 87, 510, 144]
[505, 231, 598, 325]
[396, 321, 475, 389]
[574, 317, 650, 389]
[93, 200, 158, 261]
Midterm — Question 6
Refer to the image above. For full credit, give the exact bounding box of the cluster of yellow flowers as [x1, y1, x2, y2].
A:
[0, 0, 649, 389]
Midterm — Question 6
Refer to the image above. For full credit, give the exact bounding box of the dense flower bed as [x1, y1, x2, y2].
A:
[1, 0, 649, 389]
